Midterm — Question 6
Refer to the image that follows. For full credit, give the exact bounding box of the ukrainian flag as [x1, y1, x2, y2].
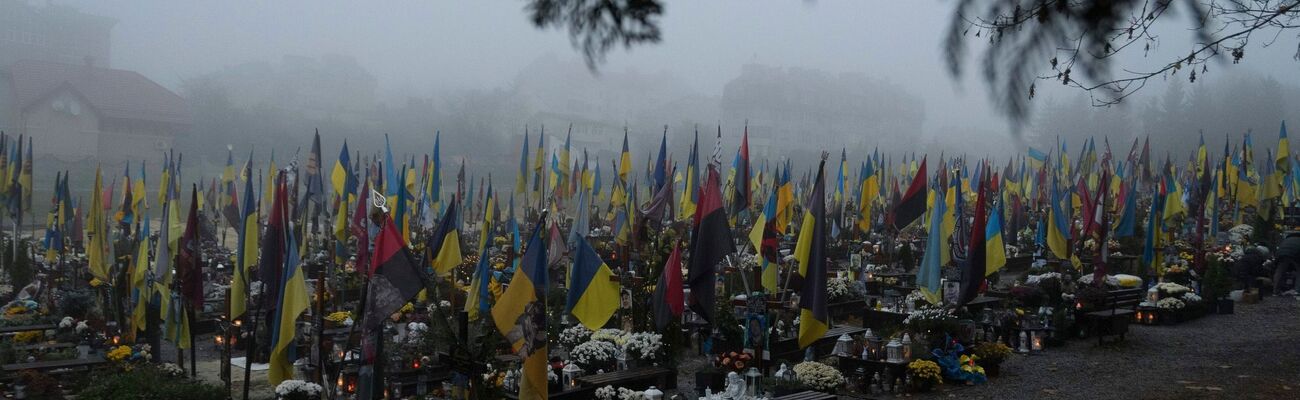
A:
[917, 179, 945, 304]
[1047, 176, 1071, 260]
[619, 130, 632, 184]
[231, 167, 259, 320]
[428, 198, 463, 276]
[269, 227, 307, 385]
[985, 202, 1006, 275]
[749, 188, 779, 292]
[566, 236, 620, 330]
[492, 220, 549, 400]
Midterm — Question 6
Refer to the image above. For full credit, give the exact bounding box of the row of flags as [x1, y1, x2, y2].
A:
[33, 121, 1297, 399]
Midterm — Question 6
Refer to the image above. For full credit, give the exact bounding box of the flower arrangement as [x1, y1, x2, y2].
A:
[59, 316, 74, 329]
[13, 329, 42, 343]
[907, 359, 942, 388]
[275, 379, 324, 400]
[595, 385, 648, 400]
[398, 302, 415, 314]
[904, 304, 958, 335]
[158, 363, 185, 377]
[1228, 224, 1254, 244]
[324, 311, 352, 323]
[827, 277, 850, 301]
[1181, 292, 1202, 303]
[590, 328, 626, 345]
[621, 332, 663, 360]
[1025, 272, 1062, 285]
[107, 345, 134, 362]
[570, 340, 618, 371]
[1155, 282, 1191, 298]
[558, 325, 593, 349]
[714, 351, 753, 372]
[1156, 297, 1186, 310]
[793, 361, 845, 391]
[972, 341, 1013, 365]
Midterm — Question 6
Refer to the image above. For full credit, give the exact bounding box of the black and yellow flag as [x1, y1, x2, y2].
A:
[796, 157, 829, 349]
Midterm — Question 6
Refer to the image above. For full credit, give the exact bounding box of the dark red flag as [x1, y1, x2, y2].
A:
[890, 157, 928, 230]
[179, 184, 204, 310]
[687, 165, 733, 323]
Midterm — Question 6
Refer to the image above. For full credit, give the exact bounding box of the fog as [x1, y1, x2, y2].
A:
[19, 0, 1300, 182]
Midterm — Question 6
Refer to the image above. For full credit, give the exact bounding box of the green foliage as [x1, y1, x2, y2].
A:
[1202, 259, 1233, 300]
[17, 369, 65, 399]
[77, 365, 226, 400]
[7, 238, 34, 291]
[59, 289, 98, 320]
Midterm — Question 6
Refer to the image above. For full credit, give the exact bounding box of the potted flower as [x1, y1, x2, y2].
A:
[971, 342, 1012, 377]
[621, 332, 664, 367]
[570, 340, 618, 372]
[792, 361, 845, 392]
[906, 359, 942, 392]
[275, 379, 323, 400]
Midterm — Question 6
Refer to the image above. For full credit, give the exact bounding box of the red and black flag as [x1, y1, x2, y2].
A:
[364, 214, 425, 331]
[731, 127, 751, 215]
[653, 242, 685, 331]
[890, 156, 928, 230]
[260, 173, 288, 310]
[179, 184, 204, 310]
[687, 165, 733, 324]
[959, 172, 988, 306]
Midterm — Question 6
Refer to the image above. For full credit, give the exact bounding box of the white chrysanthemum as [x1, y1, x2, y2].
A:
[794, 361, 845, 391]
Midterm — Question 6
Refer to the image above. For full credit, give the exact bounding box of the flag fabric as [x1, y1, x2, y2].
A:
[917, 177, 945, 304]
[364, 215, 425, 330]
[491, 218, 549, 400]
[332, 140, 353, 200]
[653, 243, 685, 330]
[86, 168, 110, 282]
[686, 165, 733, 324]
[959, 174, 988, 305]
[749, 188, 780, 293]
[517, 130, 530, 196]
[985, 199, 1007, 276]
[678, 130, 699, 220]
[178, 185, 204, 310]
[565, 236, 620, 331]
[731, 128, 751, 215]
[260, 173, 288, 313]
[796, 158, 829, 349]
[231, 166, 259, 320]
[890, 157, 928, 229]
[427, 197, 463, 276]
[1047, 176, 1071, 260]
[269, 204, 307, 386]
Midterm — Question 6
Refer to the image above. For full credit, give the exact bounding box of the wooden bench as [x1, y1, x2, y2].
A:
[773, 390, 837, 399]
[1080, 287, 1144, 344]
[2, 354, 107, 376]
[575, 366, 676, 390]
[13, 342, 75, 352]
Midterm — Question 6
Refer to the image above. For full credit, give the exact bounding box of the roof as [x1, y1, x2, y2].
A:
[9, 60, 190, 125]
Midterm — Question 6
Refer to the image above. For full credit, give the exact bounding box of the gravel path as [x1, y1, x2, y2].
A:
[899, 297, 1300, 400]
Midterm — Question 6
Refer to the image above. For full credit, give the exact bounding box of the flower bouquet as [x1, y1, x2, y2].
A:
[275, 379, 323, 400]
[570, 340, 618, 372]
[971, 342, 1012, 377]
[793, 361, 845, 392]
[907, 359, 942, 392]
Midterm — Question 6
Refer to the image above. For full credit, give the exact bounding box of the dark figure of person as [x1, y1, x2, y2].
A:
[1272, 233, 1300, 296]
[1232, 246, 1270, 291]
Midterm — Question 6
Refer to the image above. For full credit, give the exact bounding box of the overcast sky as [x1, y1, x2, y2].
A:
[60, 0, 1296, 142]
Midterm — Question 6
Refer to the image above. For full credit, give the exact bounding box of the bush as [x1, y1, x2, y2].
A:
[17, 369, 64, 399]
[7, 239, 34, 291]
[77, 365, 226, 400]
[59, 290, 97, 320]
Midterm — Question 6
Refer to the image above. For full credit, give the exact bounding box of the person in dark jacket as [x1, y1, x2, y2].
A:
[1233, 246, 1270, 291]
[1273, 233, 1300, 296]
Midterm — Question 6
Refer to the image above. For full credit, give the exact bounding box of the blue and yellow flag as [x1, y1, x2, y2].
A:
[492, 219, 549, 400]
[1047, 175, 1071, 260]
[917, 178, 945, 304]
[231, 164, 259, 320]
[269, 222, 307, 385]
[985, 202, 1006, 275]
[565, 236, 619, 331]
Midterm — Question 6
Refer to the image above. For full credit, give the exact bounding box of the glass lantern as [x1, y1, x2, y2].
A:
[745, 367, 762, 397]
[1017, 331, 1030, 353]
[885, 338, 904, 363]
[833, 334, 853, 357]
[562, 363, 583, 390]
[1031, 330, 1044, 352]
[864, 329, 883, 361]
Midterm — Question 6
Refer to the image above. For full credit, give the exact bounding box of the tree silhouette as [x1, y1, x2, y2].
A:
[525, 0, 1300, 125]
